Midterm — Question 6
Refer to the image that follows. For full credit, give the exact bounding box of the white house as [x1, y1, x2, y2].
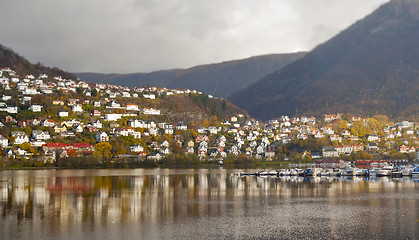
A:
[29, 105, 42, 112]
[0, 135, 9, 148]
[164, 128, 174, 135]
[104, 113, 122, 121]
[92, 120, 103, 129]
[148, 127, 159, 136]
[74, 125, 84, 133]
[31, 130, 51, 141]
[143, 93, 155, 99]
[175, 123, 188, 130]
[72, 104, 83, 112]
[129, 131, 142, 139]
[58, 111, 69, 117]
[297, 133, 308, 140]
[366, 134, 379, 142]
[126, 104, 139, 111]
[322, 147, 339, 158]
[330, 134, 342, 142]
[3, 107, 18, 114]
[130, 145, 144, 153]
[11, 131, 29, 145]
[31, 140, 46, 147]
[143, 108, 160, 115]
[24, 88, 39, 95]
[95, 132, 109, 142]
[42, 119, 57, 127]
[109, 100, 121, 108]
[129, 119, 147, 128]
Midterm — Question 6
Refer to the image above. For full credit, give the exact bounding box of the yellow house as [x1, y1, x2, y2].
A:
[52, 100, 64, 105]
[54, 125, 67, 133]
[187, 140, 194, 148]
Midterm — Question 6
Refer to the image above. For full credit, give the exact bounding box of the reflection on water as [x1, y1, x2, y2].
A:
[0, 169, 418, 239]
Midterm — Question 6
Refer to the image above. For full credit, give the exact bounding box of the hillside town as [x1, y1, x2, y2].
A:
[0, 67, 418, 167]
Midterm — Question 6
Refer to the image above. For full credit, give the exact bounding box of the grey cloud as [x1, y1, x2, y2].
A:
[0, 0, 389, 73]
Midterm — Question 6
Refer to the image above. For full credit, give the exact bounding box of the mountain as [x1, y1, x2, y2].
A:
[229, 0, 419, 120]
[0, 44, 76, 80]
[76, 53, 305, 98]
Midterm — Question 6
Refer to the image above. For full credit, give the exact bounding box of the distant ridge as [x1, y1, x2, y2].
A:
[76, 53, 305, 98]
[0, 44, 76, 79]
[229, 0, 419, 120]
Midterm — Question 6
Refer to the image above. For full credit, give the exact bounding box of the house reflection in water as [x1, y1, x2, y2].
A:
[0, 169, 418, 239]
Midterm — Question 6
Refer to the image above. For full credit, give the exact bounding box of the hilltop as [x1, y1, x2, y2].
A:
[229, 0, 419, 121]
[76, 52, 305, 98]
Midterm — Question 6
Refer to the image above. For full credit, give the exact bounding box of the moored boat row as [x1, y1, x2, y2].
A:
[236, 165, 419, 178]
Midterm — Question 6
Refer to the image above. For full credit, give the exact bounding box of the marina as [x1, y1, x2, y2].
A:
[235, 164, 419, 178]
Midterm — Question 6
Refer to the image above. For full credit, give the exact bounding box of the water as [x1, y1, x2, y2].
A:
[0, 169, 418, 239]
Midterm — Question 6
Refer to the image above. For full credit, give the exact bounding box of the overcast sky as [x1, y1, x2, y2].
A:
[0, 0, 389, 73]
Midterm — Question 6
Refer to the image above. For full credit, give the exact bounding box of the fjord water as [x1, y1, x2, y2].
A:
[0, 169, 418, 239]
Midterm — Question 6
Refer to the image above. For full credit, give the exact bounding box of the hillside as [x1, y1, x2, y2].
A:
[229, 0, 419, 121]
[76, 53, 305, 98]
[0, 44, 76, 80]
[0, 44, 245, 124]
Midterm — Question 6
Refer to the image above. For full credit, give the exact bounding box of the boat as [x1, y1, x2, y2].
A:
[361, 169, 370, 177]
[302, 168, 321, 177]
[257, 171, 268, 176]
[390, 166, 403, 178]
[336, 168, 348, 177]
[346, 168, 363, 177]
[235, 172, 246, 176]
[401, 166, 414, 177]
[412, 166, 419, 178]
[278, 169, 288, 176]
[330, 168, 341, 177]
[320, 169, 334, 177]
[278, 169, 293, 176]
[289, 168, 303, 176]
[283, 169, 292, 176]
[376, 165, 393, 177]
[368, 168, 378, 177]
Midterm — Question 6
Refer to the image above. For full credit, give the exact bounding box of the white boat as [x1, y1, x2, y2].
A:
[278, 169, 292, 176]
[289, 168, 303, 176]
[268, 170, 278, 175]
[346, 168, 363, 177]
[283, 169, 292, 176]
[390, 166, 403, 178]
[320, 169, 334, 176]
[338, 168, 349, 176]
[305, 168, 321, 177]
[278, 169, 288, 176]
[401, 166, 413, 177]
[368, 168, 378, 177]
[330, 169, 341, 177]
[376, 165, 393, 177]
[411, 167, 419, 178]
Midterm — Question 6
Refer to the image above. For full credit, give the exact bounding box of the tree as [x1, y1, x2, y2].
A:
[20, 142, 36, 154]
[93, 142, 112, 158]
[170, 140, 182, 154]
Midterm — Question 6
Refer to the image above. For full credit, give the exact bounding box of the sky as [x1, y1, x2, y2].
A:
[0, 0, 389, 74]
